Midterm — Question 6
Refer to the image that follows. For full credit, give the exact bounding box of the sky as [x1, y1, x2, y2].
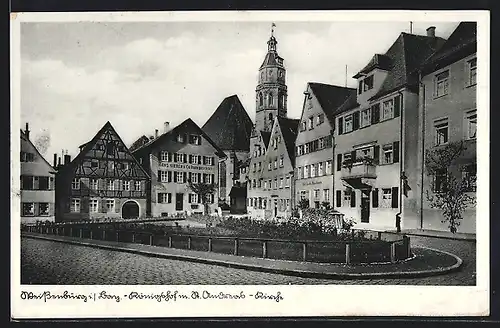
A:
[20, 20, 460, 160]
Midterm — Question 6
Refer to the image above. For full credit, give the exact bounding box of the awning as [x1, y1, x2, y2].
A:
[341, 177, 375, 189]
[229, 185, 247, 198]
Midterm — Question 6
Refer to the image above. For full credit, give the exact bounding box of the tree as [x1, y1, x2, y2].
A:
[297, 198, 309, 210]
[34, 130, 51, 156]
[186, 180, 217, 216]
[425, 140, 476, 233]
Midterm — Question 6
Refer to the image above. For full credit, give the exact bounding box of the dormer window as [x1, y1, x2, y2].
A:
[176, 134, 186, 143]
[358, 75, 374, 94]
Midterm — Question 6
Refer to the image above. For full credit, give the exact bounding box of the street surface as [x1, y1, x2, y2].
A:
[21, 236, 476, 285]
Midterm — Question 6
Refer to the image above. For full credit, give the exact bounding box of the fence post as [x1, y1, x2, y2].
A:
[149, 234, 153, 246]
[345, 243, 351, 265]
[79, 228, 83, 238]
[208, 238, 212, 252]
[168, 236, 172, 248]
[405, 236, 411, 258]
[90, 230, 93, 240]
[116, 231, 119, 242]
[70, 227, 73, 237]
[377, 232, 382, 240]
[390, 242, 396, 263]
[262, 241, 268, 258]
[234, 238, 239, 256]
[102, 230, 106, 240]
[132, 232, 135, 243]
[302, 242, 307, 261]
[187, 236, 192, 250]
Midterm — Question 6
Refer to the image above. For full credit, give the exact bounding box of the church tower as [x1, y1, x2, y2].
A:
[254, 25, 288, 132]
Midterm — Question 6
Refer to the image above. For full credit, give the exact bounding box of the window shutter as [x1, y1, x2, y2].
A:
[173, 154, 177, 163]
[351, 150, 357, 162]
[371, 104, 380, 124]
[189, 155, 193, 164]
[338, 117, 344, 135]
[198, 155, 202, 164]
[372, 188, 379, 208]
[353, 111, 360, 130]
[336, 154, 342, 171]
[198, 173, 202, 183]
[391, 187, 399, 208]
[167, 171, 172, 183]
[350, 190, 356, 208]
[188, 172, 192, 182]
[374, 145, 380, 164]
[393, 141, 400, 163]
[157, 170, 161, 182]
[188, 194, 192, 203]
[358, 81, 363, 94]
[336, 190, 342, 207]
[168, 152, 172, 162]
[184, 154, 188, 163]
[183, 172, 187, 183]
[173, 172, 177, 183]
[394, 95, 401, 118]
[211, 174, 215, 184]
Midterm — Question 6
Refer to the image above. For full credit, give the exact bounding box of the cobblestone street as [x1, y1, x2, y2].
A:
[21, 236, 476, 285]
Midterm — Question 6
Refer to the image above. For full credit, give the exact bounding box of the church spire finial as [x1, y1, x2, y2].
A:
[271, 22, 276, 37]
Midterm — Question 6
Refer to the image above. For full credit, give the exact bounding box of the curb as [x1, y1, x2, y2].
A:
[22, 233, 463, 280]
[384, 231, 476, 242]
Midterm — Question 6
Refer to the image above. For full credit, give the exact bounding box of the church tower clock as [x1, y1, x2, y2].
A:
[254, 25, 288, 133]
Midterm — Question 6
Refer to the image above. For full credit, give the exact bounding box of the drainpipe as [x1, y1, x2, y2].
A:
[419, 73, 426, 230]
[396, 90, 404, 233]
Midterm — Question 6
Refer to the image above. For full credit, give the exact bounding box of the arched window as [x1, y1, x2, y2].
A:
[258, 92, 263, 106]
[267, 93, 273, 106]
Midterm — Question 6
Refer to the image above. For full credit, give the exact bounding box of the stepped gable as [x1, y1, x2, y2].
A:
[308, 82, 357, 126]
[277, 117, 300, 163]
[202, 95, 253, 152]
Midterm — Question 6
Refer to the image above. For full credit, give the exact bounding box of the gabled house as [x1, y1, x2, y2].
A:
[55, 121, 150, 222]
[295, 82, 356, 209]
[133, 118, 226, 217]
[415, 22, 477, 233]
[202, 94, 253, 205]
[20, 123, 56, 224]
[333, 27, 446, 231]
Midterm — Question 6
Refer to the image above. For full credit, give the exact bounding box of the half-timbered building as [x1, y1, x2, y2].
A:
[55, 121, 150, 222]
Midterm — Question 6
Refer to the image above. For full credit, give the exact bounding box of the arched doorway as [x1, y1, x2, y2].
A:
[122, 201, 140, 220]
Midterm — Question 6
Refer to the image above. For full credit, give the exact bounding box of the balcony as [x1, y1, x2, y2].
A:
[341, 162, 377, 180]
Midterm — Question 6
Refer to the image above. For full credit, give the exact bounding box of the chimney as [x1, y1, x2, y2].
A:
[57, 157, 61, 167]
[25, 123, 30, 140]
[64, 154, 71, 165]
[426, 26, 436, 37]
[53, 154, 57, 168]
[155, 129, 159, 138]
[164, 122, 170, 134]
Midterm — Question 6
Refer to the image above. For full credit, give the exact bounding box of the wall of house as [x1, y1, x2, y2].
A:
[20, 135, 56, 223]
[147, 128, 221, 217]
[295, 85, 335, 209]
[413, 53, 477, 234]
[246, 132, 269, 219]
[219, 150, 248, 203]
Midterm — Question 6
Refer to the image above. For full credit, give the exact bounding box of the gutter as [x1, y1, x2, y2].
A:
[418, 72, 426, 230]
[396, 90, 404, 233]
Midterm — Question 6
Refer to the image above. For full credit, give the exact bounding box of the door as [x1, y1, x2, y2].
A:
[175, 193, 184, 211]
[361, 195, 370, 223]
[274, 200, 278, 217]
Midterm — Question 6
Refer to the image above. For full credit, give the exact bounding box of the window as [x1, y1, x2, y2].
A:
[252, 163, 256, 172]
[161, 151, 169, 162]
[467, 58, 477, 86]
[264, 180, 268, 189]
[71, 198, 80, 213]
[89, 199, 99, 213]
[326, 160, 332, 175]
[279, 178, 284, 189]
[310, 164, 316, 178]
[90, 178, 99, 190]
[300, 121, 307, 132]
[189, 193, 198, 204]
[207, 193, 215, 204]
[189, 134, 202, 145]
[279, 155, 284, 167]
[135, 181, 141, 191]
[318, 162, 324, 176]
[434, 118, 449, 146]
[363, 75, 374, 91]
[433, 169, 448, 193]
[176, 172, 184, 183]
[314, 189, 320, 199]
[317, 114, 325, 126]
[72, 178, 80, 190]
[462, 164, 477, 192]
[258, 162, 262, 171]
[207, 174, 214, 184]
[107, 179, 115, 190]
[274, 159, 278, 169]
[382, 144, 393, 164]
[192, 155, 199, 165]
[382, 99, 394, 121]
[123, 162, 130, 170]
[268, 162, 272, 170]
[159, 171, 168, 183]
[20, 152, 35, 162]
[106, 142, 115, 156]
[298, 145, 304, 156]
[356, 147, 374, 161]
[39, 203, 50, 216]
[91, 160, 99, 168]
[360, 108, 371, 128]
[323, 189, 330, 202]
[344, 115, 353, 133]
[106, 199, 115, 213]
[304, 165, 310, 179]
[435, 70, 450, 97]
[158, 193, 172, 203]
[122, 180, 131, 191]
[343, 191, 351, 207]
[207, 157, 214, 165]
[300, 190, 308, 200]
[191, 172, 198, 183]
[297, 167, 303, 179]
[38, 177, 49, 190]
[176, 134, 186, 143]
[21, 175, 32, 190]
[308, 117, 314, 130]
[381, 188, 392, 208]
[285, 176, 290, 188]
[108, 161, 115, 171]
[465, 110, 477, 139]
[22, 203, 35, 216]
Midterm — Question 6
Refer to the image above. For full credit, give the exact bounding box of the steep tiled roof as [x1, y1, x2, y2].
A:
[202, 95, 253, 152]
[129, 135, 151, 152]
[260, 52, 284, 68]
[353, 54, 392, 78]
[335, 90, 361, 116]
[133, 118, 226, 158]
[260, 131, 271, 148]
[421, 22, 476, 74]
[308, 83, 358, 125]
[277, 117, 300, 163]
[367, 32, 446, 100]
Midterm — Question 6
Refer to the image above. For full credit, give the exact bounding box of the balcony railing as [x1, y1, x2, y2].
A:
[341, 162, 377, 180]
